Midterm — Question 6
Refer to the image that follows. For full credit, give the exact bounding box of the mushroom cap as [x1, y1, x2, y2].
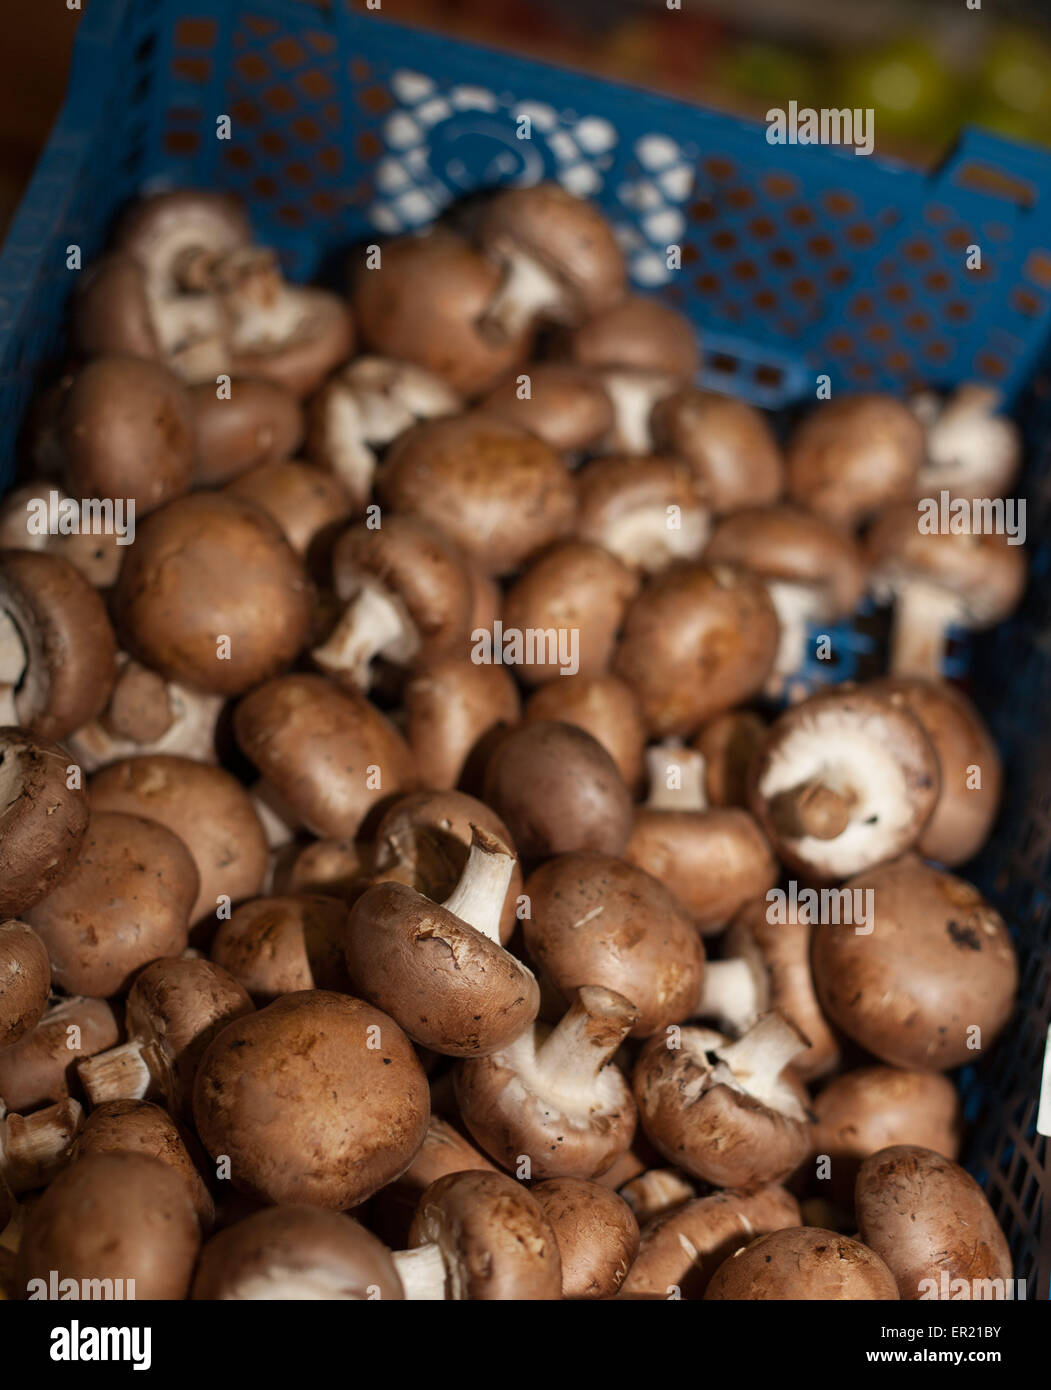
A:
[0, 481, 123, 589]
[344, 871, 539, 1057]
[0, 727, 89, 916]
[0, 920, 51, 1048]
[502, 541, 639, 684]
[622, 1184, 801, 1300]
[352, 229, 532, 395]
[533, 1176, 639, 1299]
[192, 1205, 404, 1300]
[480, 184, 626, 322]
[25, 811, 199, 997]
[651, 388, 784, 512]
[77, 1099, 214, 1228]
[72, 253, 161, 361]
[229, 286, 354, 399]
[191, 376, 304, 485]
[124, 955, 254, 1111]
[812, 1067, 962, 1204]
[371, 788, 523, 944]
[0, 996, 119, 1112]
[114, 493, 312, 696]
[523, 852, 704, 1037]
[402, 656, 520, 792]
[786, 394, 925, 527]
[379, 413, 575, 577]
[633, 1024, 811, 1188]
[704, 504, 865, 615]
[234, 674, 416, 839]
[90, 754, 269, 927]
[626, 807, 777, 935]
[479, 363, 613, 452]
[273, 837, 365, 900]
[574, 455, 710, 573]
[224, 459, 352, 565]
[748, 685, 940, 881]
[704, 1227, 899, 1300]
[561, 295, 700, 378]
[722, 896, 840, 1080]
[0, 550, 118, 739]
[483, 720, 633, 860]
[211, 894, 350, 1003]
[811, 855, 1018, 1070]
[693, 710, 767, 808]
[193, 990, 429, 1208]
[18, 1152, 201, 1299]
[409, 1170, 562, 1300]
[867, 501, 1027, 628]
[523, 673, 646, 793]
[56, 356, 195, 515]
[856, 1145, 1012, 1299]
[328, 514, 474, 668]
[870, 677, 1001, 866]
[613, 563, 779, 737]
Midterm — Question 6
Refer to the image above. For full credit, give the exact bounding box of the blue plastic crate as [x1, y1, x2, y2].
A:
[1, 0, 1050, 1295]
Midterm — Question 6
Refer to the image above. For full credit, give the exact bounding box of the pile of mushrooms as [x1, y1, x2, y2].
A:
[0, 180, 1028, 1303]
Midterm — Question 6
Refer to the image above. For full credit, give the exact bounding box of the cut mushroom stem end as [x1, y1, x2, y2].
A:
[536, 986, 639, 1091]
[76, 1041, 158, 1108]
[392, 1242, 448, 1301]
[695, 957, 760, 1035]
[714, 1012, 811, 1094]
[645, 743, 708, 812]
[769, 780, 856, 841]
[312, 583, 418, 690]
[439, 825, 515, 945]
[0, 1098, 82, 1194]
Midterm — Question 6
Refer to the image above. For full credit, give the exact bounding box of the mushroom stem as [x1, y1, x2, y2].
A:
[694, 957, 760, 1034]
[392, 1243, 448, 1300]
[320, 391, 377, 502]
[768, 779, 856, 840]
[888, 582, 961, 680]
[620, 1168, 695, 1224]
[715, 1013, 810, 1093]
[312, 583, 417, 690]
[480, 250, 564, 343]
[0, 609, 26, 724]
[645, 742, 708, 811]
[765, 580, 821, 689]
[76, 1041, 158, 1108]
[0, 1098, 82, 1194]
[439, 827, 515, 944]
[536, 986, 638, 1090]
[601, 371, 677, 454]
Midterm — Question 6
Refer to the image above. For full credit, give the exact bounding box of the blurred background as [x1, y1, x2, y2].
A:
[2, 0, 1050, 236]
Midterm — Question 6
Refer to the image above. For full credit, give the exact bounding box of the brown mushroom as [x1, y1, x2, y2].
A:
[0, 921, 50, 1049]
[626, 743, 777, 934]
[0, 728, 88, 917]
[0, 1097, 82, 1199]
[748, 685, 939, 881]
[811, 1068, 962, 1205]
[0, 551, 117, 739]
[613, 563, 779, 737]
[621, 1184, 802, 1299]
[455, 986, 638, 1179]
[379, 413, 575, 577]
[271, 836, 365, 901]
[190, 376, 304, 486]
[651, 387, 784, 512]
[574, 455, 710, 572]
[25, 811, 199, 997]
[193, 990, 429, 1208]
[234, 674, 416, 839]
[17, 1152, 200, 1300]
[856, 1146, 1013, 1300]
[523, 673, 646, 793]
[193, 1205, 404, 1300]
[76, 955, 253, 1119]
[704, 504, 865, 693]
[524, 850, 704, 1037]
[633, 1014, 812, 1188]
[704, 1226, 899, 1300]
[811, 855, 1018, 1071]
[483, 720, 633, 860]
[786, 394, 926, 527]
[533, 1176, 639, 1299]
[0, 997, 119, 1113]
[224, 459, 352, 574]
[911, 384, 1021, 500]
[402, 657, 520, 792]
[76, 1099, 214, 1228]
[692, 710, 767, 808]
[617, 1168, 695, 1226]
[0, 482, 124, 588]
[345, 826, 538, 1056]
[211, 895, 350, 1003]
[312, 516, 473, 691]
[479, 363, 613, 454]
[501, 541, 639, 683]
[89, 754, 269, 929]
[67, 659, 224, 772]
[867, 502, 1026, 679]
[397, 1169, 562, 1300]
[352, 229, 531, 396]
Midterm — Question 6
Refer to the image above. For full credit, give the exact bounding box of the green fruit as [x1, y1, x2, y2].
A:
[978, 29, 1051, 119]
[841, 37, 959, 141]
